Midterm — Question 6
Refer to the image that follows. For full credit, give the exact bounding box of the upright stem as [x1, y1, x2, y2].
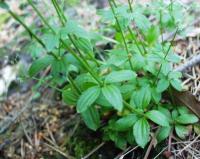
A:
[9, 10, 45, 48]
[27, 0, 54, 32]
[108, 0, 134, 70]
[51, 0, 65, 25]
[52, 0, 67, 23]
[128, 0, 133, 12]
[51, 0, 103, 85]
[68, 74, 81, 94]
[153, 28, 179, 85]
[126, 0, 147, 55]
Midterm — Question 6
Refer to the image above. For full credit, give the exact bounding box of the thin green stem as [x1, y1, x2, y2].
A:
[108, 0, 134, 70]
[8, 10, 45, 48]
[68, 74, 81, 94]
[49, 0, 103, 86]
[128, 0, 133, 12]
[27, 0, 54, 32]
[73, 35, 100, 67]
[128, 27, 144, 55]
[123, 101, 145, 116]
[126, 0, 148, 54]
[32, 77, 62, 92]
[52, 0, 65, 25]
[153, 28, 179, 85]
[52, 0, 67, 23]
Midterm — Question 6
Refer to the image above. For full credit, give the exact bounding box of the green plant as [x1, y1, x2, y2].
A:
[1, 0, 199, 149]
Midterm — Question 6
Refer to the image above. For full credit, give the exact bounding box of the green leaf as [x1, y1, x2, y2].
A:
[28, 55, 54, 77]
[105, 70, 136, 83]
[161, 61, 171, 76]
[107, 49, 127, 66]
[62, 88, 78, 105]
[96, 92, 112, 108]
[145, 26, 159, 45]
[81, 106, 100, 130]
[0, 2, 9, 10]
[61, 19, 90, 39]
[77, 86, 100, 113]
[26, 41, 45, 58]
[167, 53, 181, 63]
[146, 110, 169, 127]
[175, 114, 199, 124]
[114, 114, 138, 131]
[170, 79, 182, 91]
[41, 33, 59, 52]
[175, 125, 189, 139]
[151, 87, 161, 103]
[132, 12, 151, 31]
[75, 37, 93, 54]
[158, 106, 172, 122]
[102, 85, 123, 111]
[156, 79, 169, 93]
[133, 118, 150, 148]
[177, 106, 189, 115]
[157, 127, 171, 143]
[130, 86, 151, 109]
[168, 71, 182, 80]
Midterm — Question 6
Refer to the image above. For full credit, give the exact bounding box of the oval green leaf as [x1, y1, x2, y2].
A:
[175, 114, 199, 124]
[77, 86, 100, 113]
[133, 118, 150, 148]
[146, 110, 169, 127]
[102, 85, 123, 111]
[81, 106, 100, 130]
[105, 70, 136, 83]
[28, 55, 54, 77]
[114, 114, 138, 131]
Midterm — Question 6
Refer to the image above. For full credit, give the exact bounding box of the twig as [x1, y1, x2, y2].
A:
[144, 129, 160, 159]
[144, 138, 155, 159]
[168, 131, 173, 152]
[117, 146, 139, 159]
[44, 142, 75, 159]
[176, 134, 200, 156]
[81, 142, 105, 159]
[175, 54, 200, 72]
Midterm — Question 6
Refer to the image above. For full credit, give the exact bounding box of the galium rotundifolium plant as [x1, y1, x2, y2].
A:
[1, 0, 199, 149]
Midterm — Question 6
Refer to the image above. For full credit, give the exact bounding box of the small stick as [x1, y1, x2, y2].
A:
[176, 134, 200, 156]
[175, 54, 200, 72]
[81, 142, 105, 159]
[118, 146, 139, 159]
[44, 142, 75, 159]
[144, 129, 160, 159]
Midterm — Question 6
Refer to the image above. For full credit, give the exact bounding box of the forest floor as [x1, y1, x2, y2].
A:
[0, 0, 200, 159]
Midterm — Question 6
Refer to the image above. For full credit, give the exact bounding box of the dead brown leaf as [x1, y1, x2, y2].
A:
[173, 90, 200, 118]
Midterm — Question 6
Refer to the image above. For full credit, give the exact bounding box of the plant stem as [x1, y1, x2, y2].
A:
[32, 77, 62, 92]
[108, 0, 134, 70]
[128, 27, 144, 55]
[153, 28, 179, 85]
[8, 10, 45, 48]
[50, 0, 103, 86]
[68, 74, 81, 94]
[51, 0, 66, 25]
[123, 101, 144, 116]
[128, 0, 133, 12]
[112, 0, 146, 55]
[52, 0, 67, 23]
[126, 1, 148, 55]
[27, 0, 54, 32]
